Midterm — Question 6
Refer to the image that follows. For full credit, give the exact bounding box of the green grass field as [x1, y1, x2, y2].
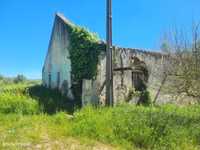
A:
[0, 81, 200, 150]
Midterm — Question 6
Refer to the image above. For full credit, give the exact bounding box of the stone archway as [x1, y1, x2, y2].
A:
[111, 55, 149, 104]
[130, 56, 149, 91]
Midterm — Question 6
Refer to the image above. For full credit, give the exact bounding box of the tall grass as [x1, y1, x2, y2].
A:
[0, 82, 40, 115]
[0, 82, 74, 115]
[0, 81, 200, 149]
[0, 105, 200, 149]
[71, 105, 200, 149]
[0, 94, 39, 114]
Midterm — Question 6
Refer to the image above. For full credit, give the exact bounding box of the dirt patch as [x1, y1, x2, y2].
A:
[10, 137, 117, 150]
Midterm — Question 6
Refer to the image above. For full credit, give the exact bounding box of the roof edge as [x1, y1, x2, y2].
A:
[55, 12, 74, 26]
[54, 13, 166, 58]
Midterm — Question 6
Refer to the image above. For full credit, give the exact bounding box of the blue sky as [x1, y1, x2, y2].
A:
[0, 0, 200, 79]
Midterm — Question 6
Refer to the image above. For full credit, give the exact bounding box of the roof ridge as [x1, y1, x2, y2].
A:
[55, 12, 73, 26]
[113, 45, 162, 54]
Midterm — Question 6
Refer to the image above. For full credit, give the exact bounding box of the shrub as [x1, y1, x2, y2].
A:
[0, 94, 40, 115]
[138, 90, 152, 106]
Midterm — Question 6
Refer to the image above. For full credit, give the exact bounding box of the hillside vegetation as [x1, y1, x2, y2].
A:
[0, 79, 200, 150]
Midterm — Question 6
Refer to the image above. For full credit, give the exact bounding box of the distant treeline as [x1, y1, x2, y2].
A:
[0, 74, 32, 84]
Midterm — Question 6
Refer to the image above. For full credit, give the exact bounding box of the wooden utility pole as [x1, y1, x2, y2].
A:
[106, 0, 113, 106]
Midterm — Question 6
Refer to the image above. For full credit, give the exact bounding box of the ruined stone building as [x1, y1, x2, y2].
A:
[43, 13, 181, 106]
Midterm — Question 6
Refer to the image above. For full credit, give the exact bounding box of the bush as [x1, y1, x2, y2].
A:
[139, 90, 152, 106]
[0, 94, 40, 115]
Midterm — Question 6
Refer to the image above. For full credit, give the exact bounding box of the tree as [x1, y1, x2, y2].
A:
[14, 74, 27, 83]
[158, 23, 200, 102]
[0, 75, 4, 80]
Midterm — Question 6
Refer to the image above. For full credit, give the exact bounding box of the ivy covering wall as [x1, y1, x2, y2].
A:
[64, 20, 106, 106]
[66, 23, 105, 81]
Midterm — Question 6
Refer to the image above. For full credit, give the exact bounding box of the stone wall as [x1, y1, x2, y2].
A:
[82, 46, 172, 105]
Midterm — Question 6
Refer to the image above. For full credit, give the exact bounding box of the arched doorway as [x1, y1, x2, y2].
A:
[130, 56, 149, 91]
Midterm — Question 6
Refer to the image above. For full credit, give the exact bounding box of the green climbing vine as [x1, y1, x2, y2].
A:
[66, 24, 105, 81]
[65, 23, 105, 106]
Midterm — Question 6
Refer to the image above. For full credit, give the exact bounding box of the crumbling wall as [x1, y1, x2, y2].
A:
[81, 46, 171, 105]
